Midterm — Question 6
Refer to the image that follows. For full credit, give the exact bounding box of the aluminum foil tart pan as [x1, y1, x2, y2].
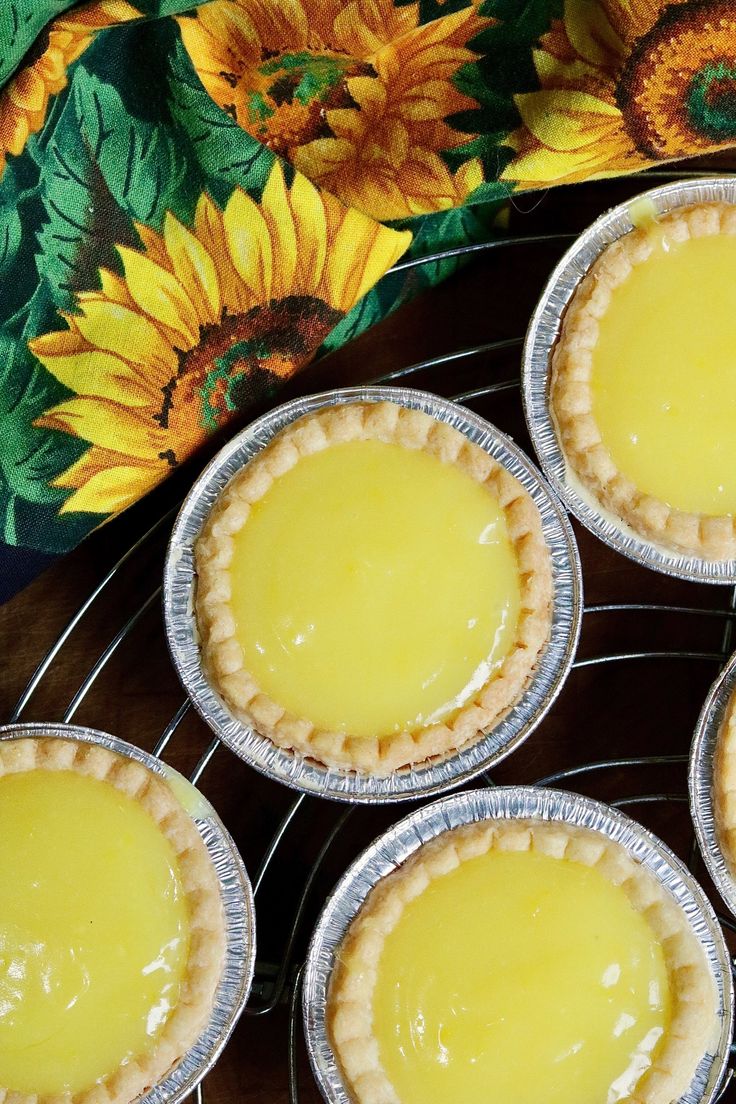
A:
[690, 651, 736, 918]
[522, 176, 736, 584]
[303, 786, 733, 1104]
[163, 386, 583, 804]
[0, 721, 255, 1104]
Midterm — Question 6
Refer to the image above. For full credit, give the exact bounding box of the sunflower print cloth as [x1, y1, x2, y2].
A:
[1, 0, 736, 599]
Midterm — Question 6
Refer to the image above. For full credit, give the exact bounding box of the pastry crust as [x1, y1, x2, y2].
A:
[328, 818, 716, 1104]
[551, 202, 736, 561]
[0, 737, 226, 1104]
[195, 400, 553, 775]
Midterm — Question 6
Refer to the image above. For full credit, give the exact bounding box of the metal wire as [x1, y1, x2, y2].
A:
[371, 337, 522, 386]
[8, 222, 736, 1104]
[246, 806, 355, 1017]
[388, 231, 575, 275]
[62, 587, 161, 722]
[535, 755, 687, 788]
[10, 507, 176, 721]
[574, 650, 723, 668]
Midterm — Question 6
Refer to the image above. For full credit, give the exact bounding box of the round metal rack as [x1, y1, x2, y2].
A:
[6, 165, 736, 1104]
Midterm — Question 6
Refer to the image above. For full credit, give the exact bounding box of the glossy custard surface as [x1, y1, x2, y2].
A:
[371, 848, 671, 1104]
[591, 231, 736, 516]
[0, 770, 190, 1095]
[229, 439, 521, 737]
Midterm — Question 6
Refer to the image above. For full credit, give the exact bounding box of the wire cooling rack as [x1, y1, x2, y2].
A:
[6, 166, 736, 1104]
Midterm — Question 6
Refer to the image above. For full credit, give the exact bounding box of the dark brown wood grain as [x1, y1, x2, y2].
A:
[2, 155, 736, 1103]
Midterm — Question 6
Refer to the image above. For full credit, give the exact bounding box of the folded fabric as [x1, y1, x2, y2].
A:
[1, 0, 735, 601]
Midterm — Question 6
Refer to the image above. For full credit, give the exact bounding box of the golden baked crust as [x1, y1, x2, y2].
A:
[551, 202, 736, 560]
[0, 736, 226, 1104]
[714, 687, 736, 875]
[195, 400, 553, 774]
[328, 818, 716, 1104]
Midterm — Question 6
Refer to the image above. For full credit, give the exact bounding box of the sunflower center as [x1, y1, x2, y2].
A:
[238, 50, 375, 154]
[686, 62, 736, 140]
[617, 1, 736, 157]
[155, 296, 343, 462]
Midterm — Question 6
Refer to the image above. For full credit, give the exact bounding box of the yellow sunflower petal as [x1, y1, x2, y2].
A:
[56, 0, 141, 32]
[178, 8, 261, 73]
[405, 193, 453, 216]
[402, 148, 456, 197]
[117, 246, 200, 347]
[31, 327, 83, 357]
[9, 68, 47, 112]
[293, 137, 355, 179]
[533, 47, 603, 87]
[327, 210, 410, 309]
[193, 191, 246, 314]
[260, 163, 297, 300]
[163, 212, 221, 325]
[565, 0, 626, 63]
[383, 118, 410, 163]
[90, 268, 135, 308]
[332, 0, 416, 57]
[37, 397, 161, 459]
[354, 174, 413, 219]
[288, 171, 329, 290]
[501, 143, 616, 183]
[39, 45, 68, 84]
[73, 300, 178, 378]
[0, 108, 30, 156]
[222, 187, 273, 304]
[58, 464, 155, 514]
[515, 90, 620, 151]
[454, 157, 484, 197]
[346, 76, 387, 114]
[324, 108, 365, 144]
[135, 222, 170, 269]
[29, 348, 152, 407]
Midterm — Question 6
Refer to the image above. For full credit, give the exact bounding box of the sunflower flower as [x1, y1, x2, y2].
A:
[29, 162, 410, 515]
[178, 0, 488, 220]
[502, 0, 736, 188]
[0, 0, 140, 178]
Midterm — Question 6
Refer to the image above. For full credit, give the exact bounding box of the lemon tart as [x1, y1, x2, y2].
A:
[0, 737, 226, 1104]
[194, 400, 553, 774]
[328, 818, 715, 1104]
[551, 202, 736, 560]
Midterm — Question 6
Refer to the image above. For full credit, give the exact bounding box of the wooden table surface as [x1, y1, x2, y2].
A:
[2, 155, 736, 1103]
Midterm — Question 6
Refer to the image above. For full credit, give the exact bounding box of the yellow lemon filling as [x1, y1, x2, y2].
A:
[229, 438, 521, 737]
[591, 230, 736, 516]
[371, 849, 672, 1104]
[0, 770, 190, 1095]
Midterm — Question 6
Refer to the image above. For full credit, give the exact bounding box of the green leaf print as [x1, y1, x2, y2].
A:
[167, 39, 276, 203]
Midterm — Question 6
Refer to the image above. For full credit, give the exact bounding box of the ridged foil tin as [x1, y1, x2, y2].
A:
[163, 386, 583, 804]
[523, 176, 736, 584]
[690, 652, 736, 917]
[0, 721, 255, 1104]
[304, 786, 734, 1104]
